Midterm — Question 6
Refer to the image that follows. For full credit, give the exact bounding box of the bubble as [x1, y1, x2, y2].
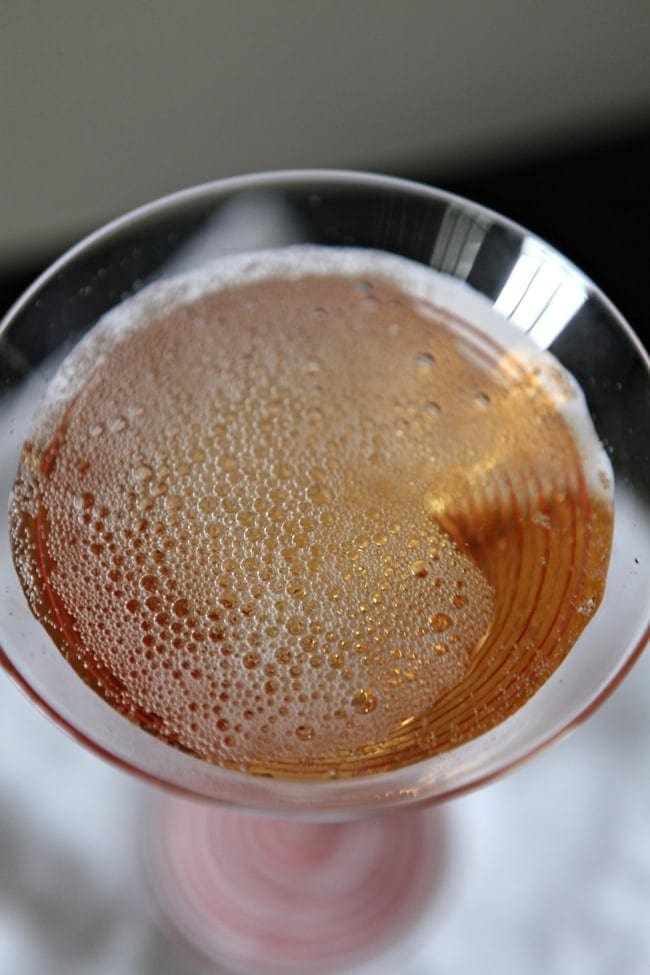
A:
[578, 596, 597, 616]
[429, 613, 452, 632]
[415, 352, 436, 371]
[287, 582, 307, 599]
[236, 510, 255, 527]
[307, 484, 332, 505]
[286, 616, 305, 636]
[295, 724, 314, 741]
[350, 689, 377, 714]
[410, 559, 429, 578]
[135, 465, 153, 482]
[172, 598, 190, 617]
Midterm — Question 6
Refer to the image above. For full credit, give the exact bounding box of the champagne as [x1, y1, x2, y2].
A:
[10, 248, 613, 777]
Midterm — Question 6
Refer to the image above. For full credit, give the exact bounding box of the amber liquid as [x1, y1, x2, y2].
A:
[10, 256, 613, 777]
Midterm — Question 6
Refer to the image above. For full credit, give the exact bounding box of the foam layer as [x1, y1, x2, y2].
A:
[10, 247, 614, 776]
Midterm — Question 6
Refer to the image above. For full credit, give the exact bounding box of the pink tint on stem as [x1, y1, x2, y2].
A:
[149, 799, 449, 975]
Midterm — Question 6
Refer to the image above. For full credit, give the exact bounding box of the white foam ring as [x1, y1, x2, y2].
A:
[29, 245, 613, 502]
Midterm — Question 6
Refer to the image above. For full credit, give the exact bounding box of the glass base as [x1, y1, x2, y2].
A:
[147, 798, 449, 975]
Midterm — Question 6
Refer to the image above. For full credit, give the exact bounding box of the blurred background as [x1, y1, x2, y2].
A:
[1, 1, 649, 338]
[1, 2, 649, 973]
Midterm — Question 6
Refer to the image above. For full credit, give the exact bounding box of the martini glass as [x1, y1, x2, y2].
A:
[0, 172, 647, 974]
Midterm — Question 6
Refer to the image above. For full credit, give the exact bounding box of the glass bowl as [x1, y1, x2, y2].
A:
[0, 170, 647, 818]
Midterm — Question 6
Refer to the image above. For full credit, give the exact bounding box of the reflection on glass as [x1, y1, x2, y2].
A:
[494, 238, 587, 347]
[430, 205, 488, 280]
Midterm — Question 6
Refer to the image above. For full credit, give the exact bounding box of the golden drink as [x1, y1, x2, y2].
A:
[10, 249, 613, 777]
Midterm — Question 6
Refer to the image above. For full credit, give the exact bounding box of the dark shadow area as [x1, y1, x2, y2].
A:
[1, 125, 648, 349]
[425, 125, 649, 347]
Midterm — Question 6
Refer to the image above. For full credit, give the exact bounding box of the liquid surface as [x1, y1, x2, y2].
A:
[10, 249, 613, 777]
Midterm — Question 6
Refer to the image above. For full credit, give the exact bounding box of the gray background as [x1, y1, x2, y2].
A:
[1, 1, 649, 259]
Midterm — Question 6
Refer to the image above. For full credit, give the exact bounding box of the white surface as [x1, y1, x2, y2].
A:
[1, 1, 649, 258]
[0, 648, 648, 974]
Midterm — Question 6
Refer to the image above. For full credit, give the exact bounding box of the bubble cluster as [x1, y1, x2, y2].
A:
[10, 248, 614, 777]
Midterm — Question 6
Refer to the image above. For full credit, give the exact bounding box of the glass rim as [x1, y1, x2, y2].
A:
[1, 168, 648, 815]
[2, 624, 648, 812]
[4, 167, 647, 364]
